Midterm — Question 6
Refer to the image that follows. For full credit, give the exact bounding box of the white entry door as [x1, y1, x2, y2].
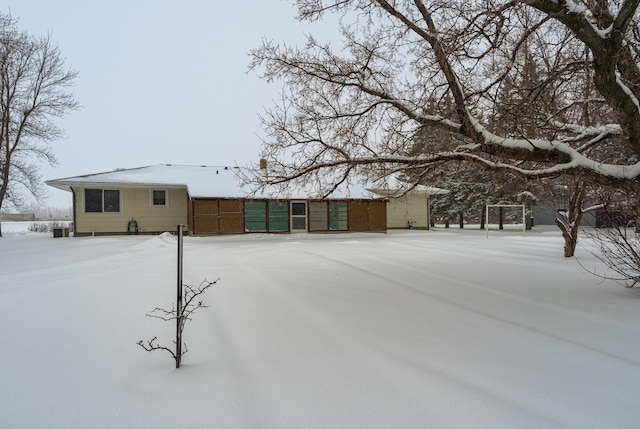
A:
[290, 201, 307, 231]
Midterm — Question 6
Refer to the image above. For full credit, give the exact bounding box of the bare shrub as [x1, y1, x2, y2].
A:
[138, 279, 218, 368]
[28, 221, 67, 233]
[582, 203, 640, 288]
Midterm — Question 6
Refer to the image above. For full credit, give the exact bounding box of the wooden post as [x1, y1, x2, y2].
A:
[176, 225, 184, 368]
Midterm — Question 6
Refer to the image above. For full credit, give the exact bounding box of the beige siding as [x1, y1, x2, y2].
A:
[72, 186, 188, 235]
[387, 193, 429, 229]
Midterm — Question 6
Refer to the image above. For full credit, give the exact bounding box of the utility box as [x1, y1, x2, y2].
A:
[53, 227, 70, 238]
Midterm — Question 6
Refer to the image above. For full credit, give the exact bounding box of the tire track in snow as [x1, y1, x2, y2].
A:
[208, 258, 422, 428]
[263, 249, 568, 426]
[290, 248, 640, 427]
[299, 248, 640, 369]
[376, 240, 638, 331]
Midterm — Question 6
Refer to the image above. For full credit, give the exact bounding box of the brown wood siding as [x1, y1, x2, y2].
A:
[348, 200, 387, 231]
[368, 201, 387, 231]
[191, 198, 244, 234]
[187, 197, 193, 232]
[219, 200, 244, 233]
[193, 199, 220, 234]
[348, 201, 369, 231]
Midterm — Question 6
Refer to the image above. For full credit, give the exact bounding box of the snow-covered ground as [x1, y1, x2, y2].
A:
[1, 222, 639, 428]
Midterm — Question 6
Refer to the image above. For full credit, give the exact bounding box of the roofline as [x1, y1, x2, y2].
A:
[45, 179, 188, 192]
[366, 187, 450, 197]
[44, 164, 240, 193]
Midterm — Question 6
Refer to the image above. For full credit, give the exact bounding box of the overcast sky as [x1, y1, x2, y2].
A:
[6, 0, 328, 207]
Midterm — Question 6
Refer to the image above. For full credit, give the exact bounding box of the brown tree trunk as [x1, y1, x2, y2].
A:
[555, 217, 578, 257]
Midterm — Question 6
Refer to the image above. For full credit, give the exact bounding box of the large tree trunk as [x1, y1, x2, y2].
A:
[555, 216, 579, 257]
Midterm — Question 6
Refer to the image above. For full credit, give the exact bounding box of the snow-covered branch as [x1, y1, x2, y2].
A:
[251, 1, 640, 195]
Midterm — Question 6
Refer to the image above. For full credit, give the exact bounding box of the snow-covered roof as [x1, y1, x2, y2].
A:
[45, 164, 382, 199]
[367, 185, 449, 197]
[46, 164, 450, 200]
[46, 164, 246, 198]
[365, 174, 450, 197]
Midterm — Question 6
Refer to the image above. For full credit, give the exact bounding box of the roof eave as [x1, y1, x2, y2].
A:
[45, 180, 188, 192]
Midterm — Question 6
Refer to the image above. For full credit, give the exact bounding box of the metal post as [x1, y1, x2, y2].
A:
[176, 225, 184, 368]
[485, 204, 489, 238]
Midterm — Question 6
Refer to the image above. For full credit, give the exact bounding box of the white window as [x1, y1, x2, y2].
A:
[151, 189, 168, 207]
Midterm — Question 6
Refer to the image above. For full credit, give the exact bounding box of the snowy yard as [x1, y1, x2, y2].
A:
[1, 222, 639, 428]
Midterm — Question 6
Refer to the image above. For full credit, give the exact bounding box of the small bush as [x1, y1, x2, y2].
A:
[28, 221, 68, 233]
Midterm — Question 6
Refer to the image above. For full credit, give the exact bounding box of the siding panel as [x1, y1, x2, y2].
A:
[73, 186, 188, 235]
[268, 201, 289, 232]
[193, 199, 220, 234]
[329, 201, 348, 231]
[309, 201, 328, 231]
[245, 201, 267, 232]
[387, 195, 428, 229]
[348, 201, 369, 231]
[219, 200, 244, 233]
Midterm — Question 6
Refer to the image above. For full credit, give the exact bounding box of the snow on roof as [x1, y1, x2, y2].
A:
[365, 174, 450, 197]
[367, 186, 449, 197]
[46, 164, 245, 198]
[45, 164, 383, 199]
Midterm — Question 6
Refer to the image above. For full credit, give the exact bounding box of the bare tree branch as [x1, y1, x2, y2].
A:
[0, 14, 79, 217]
[249, 1, 640, 197]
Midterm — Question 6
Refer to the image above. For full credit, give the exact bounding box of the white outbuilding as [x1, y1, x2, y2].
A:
[367, 184, 450, 230]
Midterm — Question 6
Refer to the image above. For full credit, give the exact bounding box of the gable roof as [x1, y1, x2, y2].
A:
[46, 164, 449, 200]
[46, 164, 244, 198]
[45, 164, 380, 199]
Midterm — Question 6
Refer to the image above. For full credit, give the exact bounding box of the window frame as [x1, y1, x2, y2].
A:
[150, 189, 169, 207]
[84, 188, 121, 213]
[290, 201, 307, 231]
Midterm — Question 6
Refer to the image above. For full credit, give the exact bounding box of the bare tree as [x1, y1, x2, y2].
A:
[549, 177, 604, 257]
[138, 279, 218, 368]
[248, 1, 640, 196]
[581, 198, 640, 287]
[0, 13, 79, 235]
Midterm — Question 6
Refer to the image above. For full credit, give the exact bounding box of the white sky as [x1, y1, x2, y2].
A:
[6, 0, 327, 207]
